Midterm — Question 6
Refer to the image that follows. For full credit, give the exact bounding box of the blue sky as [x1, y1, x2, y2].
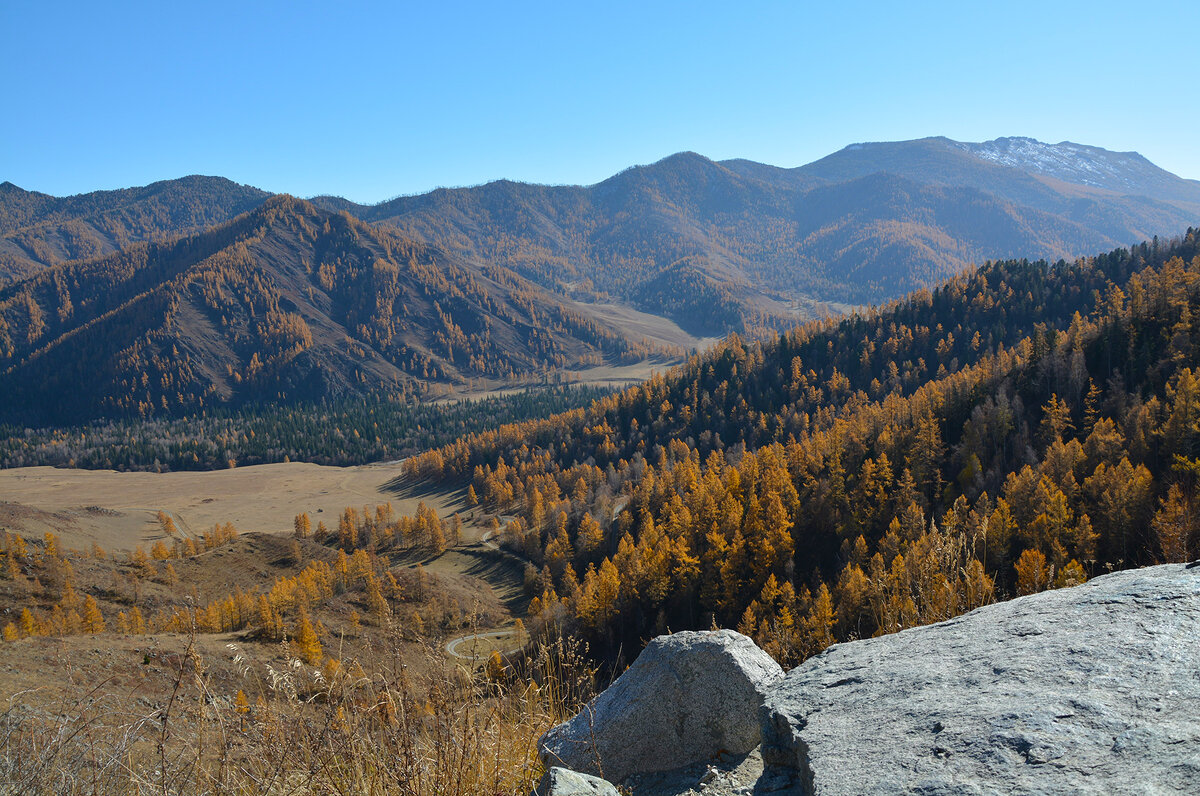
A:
[3, 1, 1198, 203]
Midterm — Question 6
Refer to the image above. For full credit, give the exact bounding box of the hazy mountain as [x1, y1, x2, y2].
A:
[796, 136, 1200, 240]
[8, 137, 1198, 339]
[959, 136, 1200, 202]
[0, 176, 270, 284]
[312, 137, 1199, 333]
[0, 196, 649, 425]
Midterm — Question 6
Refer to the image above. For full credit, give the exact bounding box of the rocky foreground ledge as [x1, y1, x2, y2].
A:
[533, 563, 1200, 795]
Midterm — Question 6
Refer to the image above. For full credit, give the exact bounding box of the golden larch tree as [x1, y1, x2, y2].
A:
[293, 607, 322, 665]
[83, 595, 105, 634]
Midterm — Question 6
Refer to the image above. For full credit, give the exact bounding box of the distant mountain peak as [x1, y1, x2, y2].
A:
[955, 137, 1159, 192]
[259, 192, 302, 210]
[655, 150, 709, 162]
[639, 151, 721, 173]
[809, 135, 1195, 202]
[838, 136, 955, 152]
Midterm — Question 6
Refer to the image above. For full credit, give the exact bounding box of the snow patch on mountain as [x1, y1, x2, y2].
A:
[956, 137, 1151, 192]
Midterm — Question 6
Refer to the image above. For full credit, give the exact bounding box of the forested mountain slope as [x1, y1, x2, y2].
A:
[403, 229, 1200, 665]
[0, 196, 653, 426]
[0, 176, 269, 284]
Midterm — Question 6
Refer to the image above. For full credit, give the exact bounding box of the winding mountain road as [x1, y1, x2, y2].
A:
[445, 628, 521, 661]
[443, 522, 527, 663]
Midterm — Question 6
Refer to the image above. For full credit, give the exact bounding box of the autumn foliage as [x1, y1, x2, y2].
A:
[406, 231, 1200, 662]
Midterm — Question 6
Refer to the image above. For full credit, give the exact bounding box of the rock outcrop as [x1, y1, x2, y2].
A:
[760, 563, 1200, 794]
[539, 565, 1200, 795]
[532, 767, 621, 796]
[539, 629, 784, 784]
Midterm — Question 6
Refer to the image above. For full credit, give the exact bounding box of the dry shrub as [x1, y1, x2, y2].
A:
[0, 617, 594, 795]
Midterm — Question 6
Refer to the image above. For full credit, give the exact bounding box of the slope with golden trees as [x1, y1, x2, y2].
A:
[0, 504, 478, 652]
[404, 229, 1200, 664]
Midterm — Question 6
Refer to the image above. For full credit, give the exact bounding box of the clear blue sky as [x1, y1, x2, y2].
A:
[3, 1, 1197, 203]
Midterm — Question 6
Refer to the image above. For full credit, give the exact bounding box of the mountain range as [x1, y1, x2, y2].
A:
[323, 136, 1198, 333]
[5, 137, 1198, 338]
[1, 136, 1197, 424]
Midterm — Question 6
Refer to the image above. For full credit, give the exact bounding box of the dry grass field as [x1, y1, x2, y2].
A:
[0, 461, 466, 553]
[0, 461, 532, 670]
[0, 460, 573, 794]
[569, 299, 721, 350]
[422, 354, 691, 406]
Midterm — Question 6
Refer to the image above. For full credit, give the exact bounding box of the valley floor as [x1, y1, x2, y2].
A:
[428, 357, 687, 404]
[0, 459, 531, 689]
[0, 460, 447, 551]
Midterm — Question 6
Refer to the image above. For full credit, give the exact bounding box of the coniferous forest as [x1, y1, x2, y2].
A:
[404, 230, 1200, 664]
[0, 385, 616, 471]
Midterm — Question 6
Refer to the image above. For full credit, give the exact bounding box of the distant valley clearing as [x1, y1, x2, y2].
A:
[569, 300, 722, 350]
[430, 355, 687, 404]
[0, 460, 465, 552]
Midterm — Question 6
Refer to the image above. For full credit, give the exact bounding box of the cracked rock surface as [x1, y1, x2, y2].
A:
[760, 562, 1200, 794]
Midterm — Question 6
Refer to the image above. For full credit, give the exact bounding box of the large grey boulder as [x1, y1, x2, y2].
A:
[532, 767, 620, 796]
[540, 629, 784, 784]
[760, 563, 1200, 794]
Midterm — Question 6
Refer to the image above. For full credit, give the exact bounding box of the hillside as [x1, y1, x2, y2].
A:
[0, 196, 655, 426]
[0, 176, 270, 284]
[404, 228, 1200, 664]
[0, 490, 571, 795]
[312, 137, 1200, 333]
